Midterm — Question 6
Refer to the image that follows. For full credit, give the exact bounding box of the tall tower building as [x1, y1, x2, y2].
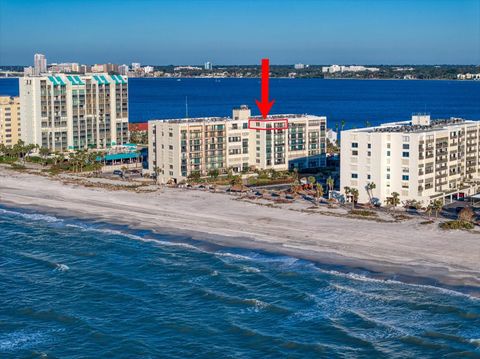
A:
[34, 53, 47, 75]
[20, 73, 129, 151]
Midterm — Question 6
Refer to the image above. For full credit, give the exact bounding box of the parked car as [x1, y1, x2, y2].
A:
[113, 170, 123, 176]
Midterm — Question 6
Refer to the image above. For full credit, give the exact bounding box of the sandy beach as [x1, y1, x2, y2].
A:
[1, 167, 479, 293]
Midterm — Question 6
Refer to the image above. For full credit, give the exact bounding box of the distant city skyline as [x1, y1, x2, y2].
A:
[0, 0, 479, 65]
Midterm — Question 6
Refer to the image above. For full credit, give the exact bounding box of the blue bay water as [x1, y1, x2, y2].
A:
[1, 206, 479, 358]
[1, 78, 479, 127]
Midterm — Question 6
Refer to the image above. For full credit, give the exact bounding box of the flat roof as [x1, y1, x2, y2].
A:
[352, 118, 478, 134]
[149, 114, 325, 125]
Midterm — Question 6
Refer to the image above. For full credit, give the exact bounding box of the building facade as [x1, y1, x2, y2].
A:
[340, 115, 480, 205]
[0, 96, 21, 148]
[148, 106, 326, 183]
[34, 53, 47, 76]
[20, 73, 129, 151]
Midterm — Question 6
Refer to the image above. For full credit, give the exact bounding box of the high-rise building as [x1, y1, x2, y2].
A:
[340, 114, 480, 205]
[105, 63, 119, 73]
[294, 63, 305, 70]
[143, 66, 154, 74]
[20, 73, 129, 151]
[131, 62, 141, 71]
[119, 64, 129, 75]
[34, 53, 47, 75]
[0, 96, 21, 148]
[91, 64, 106, 73]
[204, 62, 213, 70]
[148, 106, 326, 183]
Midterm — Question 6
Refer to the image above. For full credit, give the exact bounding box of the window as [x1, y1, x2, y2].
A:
[387, 151, 391, 156]
[367, 151, 371, 157]
[367, 174, 371, 180]
[351, 173, 358, 179]
[402, 175, 409, 181]
[402, 152, 409, 158]
[387, 174, 390, 179]
[403, 144, 410, 150]
[351, 142, 358, 148]
[367, 143, 371, 149]
[387, 143, 391, 149]
[352, 150, 358, 156]
[403, 136, 410, 142]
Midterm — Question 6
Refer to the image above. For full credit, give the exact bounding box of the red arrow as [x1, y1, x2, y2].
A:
[255, 58, 275, 119]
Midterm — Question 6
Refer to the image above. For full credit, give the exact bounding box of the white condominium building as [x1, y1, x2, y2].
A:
[20, 73, 129, 151]
[148, 106, 326, 183]
[340, 114, 480, 205]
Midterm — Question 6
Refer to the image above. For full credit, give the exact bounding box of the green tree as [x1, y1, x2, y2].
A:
[390, 192, 400, 210]
[229, 175, 242, 187]
[38, 147, 50, 166]
[326, 176, 334, 199]
[187, 171, 201, 183]
[365, 182, 376, 204]
[315, 183, 324, 204]
[350, 188, 359, 209]
[208, 168, 219, 180]
[430, 199, 443, 218]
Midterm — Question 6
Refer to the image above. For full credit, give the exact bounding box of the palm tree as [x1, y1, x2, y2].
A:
[344, 186, 351, 205]
[365, 182, 376, 204]
[390, 192, 400, 210]
[308, 176, 316, 188]
[350, 188, 359, 209]
[229, 175, 242, 187]
[315, 183, 324, 204]
[154, 166, 161, 185]
[326, 176, 334, 199]
[431, 199, 443, 218]
[38, 147, 50, 166]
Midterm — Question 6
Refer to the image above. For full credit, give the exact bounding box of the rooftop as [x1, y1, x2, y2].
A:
[149, 113, 324, 125]
[352, 116, 478, 134]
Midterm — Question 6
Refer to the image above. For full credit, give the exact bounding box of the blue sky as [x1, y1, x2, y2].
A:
[0, 0, 479, 65]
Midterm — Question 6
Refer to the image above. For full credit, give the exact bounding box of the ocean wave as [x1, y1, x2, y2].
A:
[0, 208, 62, 223]
[317, 268, 480, 302]
[242, 298, 270, 313]
[66, 224, 203, 252]
[469, 338, 480, 347]
[0, 329, 61, 351]
[54, 263, 70, 272]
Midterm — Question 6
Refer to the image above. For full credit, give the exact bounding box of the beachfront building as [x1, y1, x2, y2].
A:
[0, 96, 21, 148]
[340, 114, 480, 205]
[148, 106, 326, 183]
[19, 73, 129, 151]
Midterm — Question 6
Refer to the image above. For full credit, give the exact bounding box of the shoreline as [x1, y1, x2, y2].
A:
[1, 168, 479, 296]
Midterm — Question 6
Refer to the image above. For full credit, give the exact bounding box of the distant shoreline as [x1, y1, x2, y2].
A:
[1, 76, 479, 81]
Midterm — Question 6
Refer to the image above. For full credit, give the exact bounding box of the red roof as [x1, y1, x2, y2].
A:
[129, 122, 148, 131]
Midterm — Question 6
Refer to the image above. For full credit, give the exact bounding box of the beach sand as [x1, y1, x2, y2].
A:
[1, 167, 479, 292]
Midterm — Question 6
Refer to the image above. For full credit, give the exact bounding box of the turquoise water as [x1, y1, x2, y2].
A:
[1, 78, 479, 126]
[1, 205, 479, 358]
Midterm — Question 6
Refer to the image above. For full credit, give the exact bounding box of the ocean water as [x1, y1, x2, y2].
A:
[1, 205, 479, 358]
[1, 78, 479, 127]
